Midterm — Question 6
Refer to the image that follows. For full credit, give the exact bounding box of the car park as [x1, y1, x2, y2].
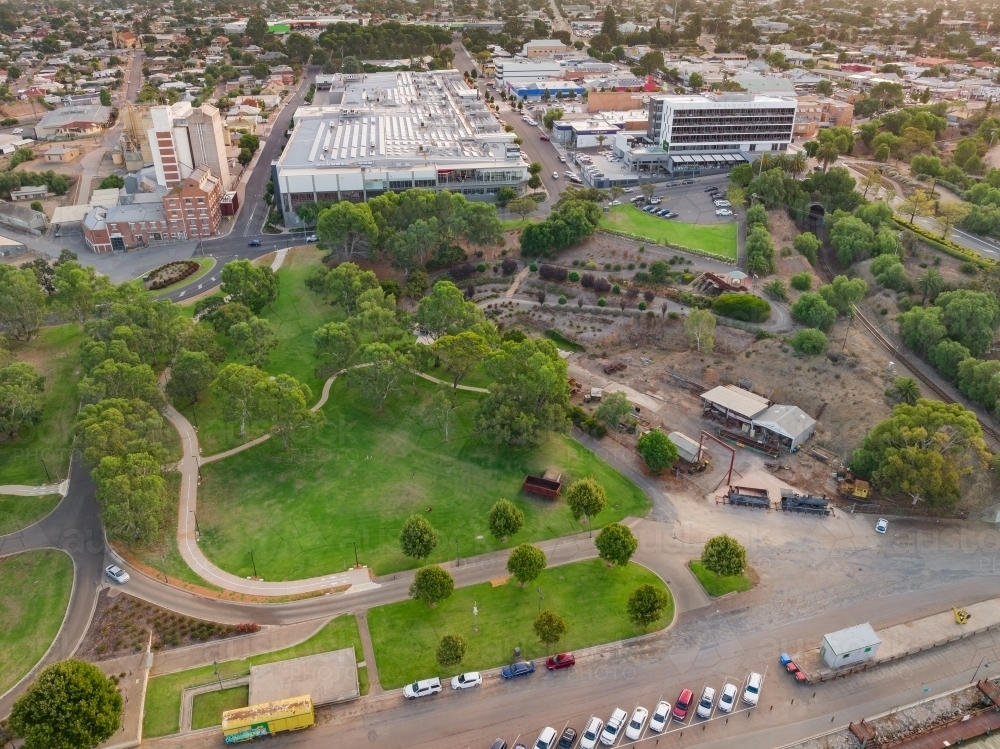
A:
[248, 239, 261, 246]
[403, 677, 442, 699]
[743, 672, 763, 706]
[876, 518, 889, 534]
[501, 661, 535, 679]
[451, 672, 482, 689]
[557, 727, 578, 749]
[600, 709, 626, 745]
[625, 706, 648, 740]
[105, 565, 130, 584]
[580, 717, 603, 749]
[696, 686, 716, 719]
[673, 690, 693, 721]
[718, 683, 738, 713]
[546, 653, 576, 670]
[534, 727, 557, 749]
[649, 701, 671, 733]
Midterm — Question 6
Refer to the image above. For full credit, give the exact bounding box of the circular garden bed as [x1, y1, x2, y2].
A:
[146, 260, 202, 290]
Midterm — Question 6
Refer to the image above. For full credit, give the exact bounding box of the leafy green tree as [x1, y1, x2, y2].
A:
[627, 584, 671, 628]
[313, 322, 358, 375]
[475, 337, 569, 447]
[745, 204, 769, 230]
[850, 400, 989, 508]
[793, 232, 820, 265]
[595, 522, 638, 566]
[683, 308, 716, 351]
[79, 359, 162, 407]
[564, 477, 608, 521]
[913, 268, 944, 304]
[935, 289, 1000, 357]
[636, 429, 677, 475]
[317, 201, 379, 261]
[0, 265, 46, 341]
[830, 216, 875, 266]
[400, 514, 439, 559]
[701, 534, 746, 576]
[711, 293, 770, 323]
[9, 659, 122, 749]
[245, 14, 269, 44]
[488, 498, 524, 540]
[166, 350, 216, 404]
[252, 373, 318, 449]
[763, 279, 788, 301]
[424, 389, 456, 442]
[818, 275, 867, 315]
[238, 132, 260, 155]
[348, 343, 413, 413]
[417, 281, 490, 340]
[53, 261, 110, 323]
[220, 260, 279, 313]
[595, 390, 631, 428]
[181, 324, 226, 364]
[322, 262, 379, 315]
[890, 376, 920, 404]
[898, 305, 946, 355]
[409, 565, 454, 606]
[391, 218, 439, 270]
[506, 542, 547, 584]
[229, 316, 279, 367]
[957, 359, 1000, 412]
[928, 340, 970, 382]
[210, 302, 254, 333]
[508, 197, 538, 221]
[0, 362, 44, 440]
[98, 175, 124, 190]
[432, 331, 490, 388]
[790, 272, 813, 291]
[791, 293, 837, 331]
[237, 148, 252, 167]
[791, 328, 828, 355]
[533, 610, 567, 646]
[211, 364, 268, 438]
[93, 451, 166, 541]
[75, 398, 167, 467]
[436, 633, 467, 667]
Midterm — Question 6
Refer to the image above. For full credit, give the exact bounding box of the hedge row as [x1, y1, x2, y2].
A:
[892, 218, 995, 270]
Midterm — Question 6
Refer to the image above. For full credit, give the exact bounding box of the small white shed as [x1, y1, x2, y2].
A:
[820, 623, 881, 669]
[668, 431, 701, 463]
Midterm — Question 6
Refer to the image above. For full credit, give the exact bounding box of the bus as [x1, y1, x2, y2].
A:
[221, 695, 314, 744]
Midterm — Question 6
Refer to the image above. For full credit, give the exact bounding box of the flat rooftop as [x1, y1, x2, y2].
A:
[248, 649, 358, 707]
[281, 71, 515, 169]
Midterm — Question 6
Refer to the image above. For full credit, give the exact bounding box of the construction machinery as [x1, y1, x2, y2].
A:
[837, 473, 870, 499]
[953, 607, 971, 625]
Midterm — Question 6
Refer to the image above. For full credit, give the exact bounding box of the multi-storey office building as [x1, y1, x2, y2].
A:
[613, 92, 797, 177]
[273, 71, 529, 227]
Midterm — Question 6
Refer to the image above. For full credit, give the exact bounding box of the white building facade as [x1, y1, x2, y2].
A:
[148, 102, 230, 190]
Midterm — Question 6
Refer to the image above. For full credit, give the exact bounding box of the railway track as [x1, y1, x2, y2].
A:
[816, 241, 1000, 446]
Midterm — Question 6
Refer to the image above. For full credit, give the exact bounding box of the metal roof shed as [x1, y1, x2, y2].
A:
[752, 404, 816, 449]
[668, 431, 701, 463]
[700, 385, 770, 422]
[820, 623, 881, 669]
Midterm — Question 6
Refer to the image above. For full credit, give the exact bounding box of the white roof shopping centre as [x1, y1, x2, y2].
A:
[275, 71, 530, 227]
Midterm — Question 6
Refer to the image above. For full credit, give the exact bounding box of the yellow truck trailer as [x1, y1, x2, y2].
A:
[221, 694, 314, 744]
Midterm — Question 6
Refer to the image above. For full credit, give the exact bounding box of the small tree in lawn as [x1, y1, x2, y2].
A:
[533, 610, 567, 646]
[636, 429, 678, 475]
[627, 584, 671, 628]
[564, 477, 607, 523]
[436, 633, 467, 667]
[400, 514, 438, 560]
[488, 498, 524, 541]
[506, 543, 547, 585]
[409, 565, 454, 607]
[701, 534, 746, 577]
[595, 522, 638, 567]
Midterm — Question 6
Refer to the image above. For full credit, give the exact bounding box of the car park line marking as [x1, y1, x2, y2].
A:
[512, 734, 521, 748]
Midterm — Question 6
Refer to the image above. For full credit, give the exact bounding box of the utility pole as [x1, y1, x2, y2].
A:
[249, 549, 258, 578]
[353, 541, 359, 567]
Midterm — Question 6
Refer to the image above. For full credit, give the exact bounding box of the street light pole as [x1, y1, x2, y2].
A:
[353, 541, 359, 567]
[249, 549, 258, 578]
[537, 587, 544, 614]
[455, 538, 460, 568]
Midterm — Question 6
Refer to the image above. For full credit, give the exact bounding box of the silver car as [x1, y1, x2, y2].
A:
[105, 564, 130, 584]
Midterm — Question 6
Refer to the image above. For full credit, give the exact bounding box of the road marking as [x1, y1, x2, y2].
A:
[179, 291, 186, 297]
[197, 284, 203, 290]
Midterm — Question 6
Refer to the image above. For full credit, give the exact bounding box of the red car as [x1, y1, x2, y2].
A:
[540, 135, 550, 141]
[546, 653, 575, 670]
[785, 661, 808, 682]
[672, 689, 693, 722]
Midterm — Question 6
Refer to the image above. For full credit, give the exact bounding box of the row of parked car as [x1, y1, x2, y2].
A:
[403, 654, 576, 699]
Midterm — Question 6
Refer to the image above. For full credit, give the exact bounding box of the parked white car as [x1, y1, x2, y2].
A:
[11, 127, 22, 134]
[534, 727, 557, 749]
[403, 678, 442, 699]
[105, 564, 129, 584]
[580, 717, 604, 749]
[876, 518, 889, 534]
[716, 209, 733, 216]
[743, 672, 763, 706]
[600, 708, 627, 745]
[714, 199, 731, 207]
[695, 686, 716, 719]
[625, 706, 648, 740]
[622, 187, 635, 193]
[608, 200, 621, 206]
[305, 234, 317, 242]
[718, 683, 739, 713]
[451, 672, 482, 689]
[649, 701, 671, 733]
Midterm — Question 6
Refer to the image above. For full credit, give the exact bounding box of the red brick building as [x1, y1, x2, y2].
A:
[161, 166, 223, 239]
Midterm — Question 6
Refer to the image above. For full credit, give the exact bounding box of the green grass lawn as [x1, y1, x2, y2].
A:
[501, 216, 540, 230]
[416, 360, 494, 390]
[153, 258, 216, 295]
[196, 377, 651, 579]
[0, 324, 86, 485]
[688, 560, 753, 596]
[143, 614, 364, 738]
[0, 494, 61, 535]
[543, 329, 585, 352]
[369, 559, 672, 689]
[191, 686, 248, 730]
[599, 206, 738, 260]
[0, 549, 74, 694]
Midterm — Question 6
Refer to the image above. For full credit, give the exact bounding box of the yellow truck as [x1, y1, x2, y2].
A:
[222, 695, 314, 744]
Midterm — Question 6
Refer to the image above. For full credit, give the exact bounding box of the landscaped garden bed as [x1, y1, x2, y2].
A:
[368, 559, 672, 689]
[145, 260, 202, 290]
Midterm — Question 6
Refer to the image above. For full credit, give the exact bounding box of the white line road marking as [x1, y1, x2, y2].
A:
[179, 291, 186, 297]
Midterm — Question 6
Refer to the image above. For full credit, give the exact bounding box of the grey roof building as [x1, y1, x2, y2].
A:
[0, 201, 47, 234]
[34, 105, 113, 139]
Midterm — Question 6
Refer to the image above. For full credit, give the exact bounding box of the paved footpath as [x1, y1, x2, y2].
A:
[0, 480, 69, 496]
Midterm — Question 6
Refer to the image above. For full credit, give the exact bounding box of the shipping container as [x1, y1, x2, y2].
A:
[221, 694, 314, 744]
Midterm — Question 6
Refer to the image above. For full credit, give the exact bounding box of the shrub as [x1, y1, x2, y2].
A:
[611, 284, 621, 294]
[597, 297, 607, 307]
[791, 293, 837, 331]
[580, 273, 595, 288]
[449, 263, 476, 280]
[539, 264, 569, 282]
[701, 534, 746, 577]
[593, 277, 611, 293]
[568, 271, 580, 282]
[475, 262, 487, 273]
[558, 295, 567, 304]
[529, 262, 538, 272]
[790, 328, 828, 355]
[789, 272, 813, 291]
[501, 257, 519, 275]
[638, 301, 647, 310]
[711, 293, 771, 323]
